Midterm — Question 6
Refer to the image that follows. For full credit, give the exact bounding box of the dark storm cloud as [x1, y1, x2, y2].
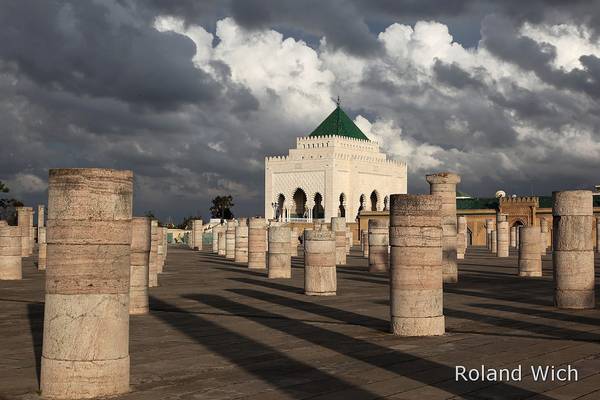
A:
[433, 60, 484, 89]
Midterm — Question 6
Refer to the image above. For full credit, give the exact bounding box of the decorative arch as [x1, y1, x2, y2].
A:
[313, 192, 325, 219]
[383, 195, 389, 211]
[275, 193, 285, 220]
[338, 193, 346, 217]
[370, 190, 379, 211]
[292, 188, 307, 218]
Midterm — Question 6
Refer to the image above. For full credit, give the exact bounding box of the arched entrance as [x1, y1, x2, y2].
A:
[338, 193, 346, 217]
[275, 194, 285, 220]
[313, 193, 325, 219]
[293, 188, 307, 218]
[370, 190, 378, 211]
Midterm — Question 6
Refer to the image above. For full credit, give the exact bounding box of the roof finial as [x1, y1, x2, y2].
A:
[336, 95, 340, 107]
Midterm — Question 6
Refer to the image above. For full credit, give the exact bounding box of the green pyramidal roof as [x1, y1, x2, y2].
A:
[309, 106, 370, 140]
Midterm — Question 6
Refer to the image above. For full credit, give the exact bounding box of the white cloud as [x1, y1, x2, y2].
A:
[9, 173, 46, 194]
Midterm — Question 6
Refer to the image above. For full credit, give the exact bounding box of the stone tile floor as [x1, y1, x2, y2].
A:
[1, 246, 600, 399]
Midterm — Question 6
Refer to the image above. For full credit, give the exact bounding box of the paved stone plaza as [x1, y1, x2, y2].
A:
[2, 246, 600, 400]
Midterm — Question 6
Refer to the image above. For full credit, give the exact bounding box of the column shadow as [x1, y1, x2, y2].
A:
[26, 302, 44, 386]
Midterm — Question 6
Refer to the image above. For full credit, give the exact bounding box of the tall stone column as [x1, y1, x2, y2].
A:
[38, 227, 47, 271]
[156, 227, 164, 273]
[389, 194, 444, 336]
[162, 227, 168, 265]
[192, 219, 203, 250]
[553, 190, 594, 309]
[540, 218, 548, 255]
[235, 219, 249, 263]
[331, 217, 346, 265]
[510, 226, 517, 248]
[290, 227, 299, 257]
[368, 219, 389, 273]
[130, 217, 151, 315]
[491, 230, 497, 253]
[148, 220, 159, 287]
[212, 224, 223, 253]
[268, 225, 291, 278]
[362, 230, 369, 258]
[41, 168, 132, 398]
[426, 172, 460, 283]
[485, 219, 494, 250]
[225, 220, 237, 259]
[38, 204, 45, 241]
[597, 217, 600, 253]
[457, 216, 466, 259]
[17, 207, 31, 257]
[248, 217, 267, 269]
[218, 232, 226, 256]
[0, 222, 22, 280]
[518, 226, 541, 277]
[496, 214, 509, 257]
[304, 230, 336, 296]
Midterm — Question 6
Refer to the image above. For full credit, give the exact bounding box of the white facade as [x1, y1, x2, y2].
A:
[265, 135, 407, 222]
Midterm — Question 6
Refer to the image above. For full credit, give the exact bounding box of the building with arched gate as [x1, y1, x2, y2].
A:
[264, 105, 407, 222]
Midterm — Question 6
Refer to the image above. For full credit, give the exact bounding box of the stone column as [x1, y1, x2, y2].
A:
[41, 168, 132, 398]
[304, 229, 336, 296]
[225, 220, 237, 259]
[193, 219, 203, 250]
[518, 226, 541, 277]
[345, 230, 351, 255]
[368, 219, 389, 273]
[426, 172, 460, 283]
[17, 207, 31, 257]
[156, 227, 164, 273]
[148, 220, 159, 288]
[496, 214, 509, 257]
[485, 219, 494, 250]
[491, 230, 497, 253]
[217, 232, 225, 255]
[362, 230, 369, 258]
[212, 224, 223, 253]
[553, 190, 594, 309]
[331, 217, 346, 265]
[389, 194, 444, 336]
[540, 218, 548, 255]
[596, 217, 600, 253]
[38, 227, 47, 271]
[290, 227, 299, 257]
[510, 226, 517, 248]
[38, 204, 45, 241]
[457, 216, 466, 259]
[0, 222, 22, 279]
[268, 225, 291, 279]
[248, 217, 267, 269]
[130, 217, 151, 315]
[235, 220, 249, 263]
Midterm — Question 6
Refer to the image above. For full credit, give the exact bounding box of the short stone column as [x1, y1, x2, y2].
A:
[37, 204, 45, 239]
[389, 194, 444, 336]
[518, 226, 541, 277]
[235, 220, 249, 263]
[540, 218, 548, 255]
[457, 216, 466, 259]
[17, 207, 31, 257]
[156, 227, 164, 273]
[553, 190, 595, 309]
[248, 217, 267, 268]
[362, 230, 369, 258]
[225, 221, 236, 259]
[0, 222, 22, 279]
[596, 217, 600, 253]
[148, 220, 159, 287]
[510, 226, 517, 248]
[130, 217, 151, 315]
[268, 225, 291, 278]
[485, 219, 494, 250]
[162, 227, 168, 266]
[193, 219, 203, 250]
[41, 168, 132, 398]
[345, 230, 351, 254]
[212, 224, 223, 253]
[491, 230, 497, 253]
[426, 172, 460, 283]
[290, 227, 299, 257]
[496, 214, 509, 257]
[218, 231, 226, 256]
[304, 230, 336, 296]
[368, 219, 389, 273]
[38, 227, 47, 271]
[331, 217, 347, 265]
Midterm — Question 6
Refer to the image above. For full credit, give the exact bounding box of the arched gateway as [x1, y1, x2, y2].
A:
[265, 105, 407, 222]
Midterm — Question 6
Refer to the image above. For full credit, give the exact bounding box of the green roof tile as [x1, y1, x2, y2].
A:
[309, 106, 370, 140]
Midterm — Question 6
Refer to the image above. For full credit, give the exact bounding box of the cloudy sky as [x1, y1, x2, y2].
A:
[1, 0, 600, 223]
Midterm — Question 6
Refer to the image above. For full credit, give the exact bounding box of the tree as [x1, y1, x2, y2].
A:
[0, 181, 22, 224]
[210, 195, 234, 221]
